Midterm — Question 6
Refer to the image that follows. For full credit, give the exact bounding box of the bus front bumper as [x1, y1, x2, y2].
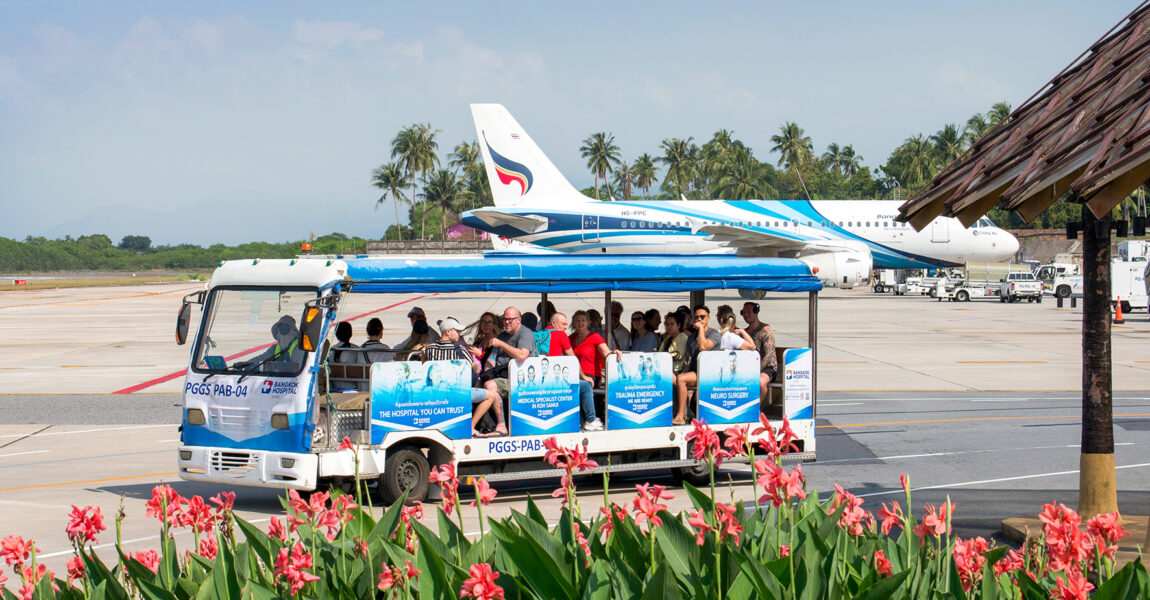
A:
[177, 446, 318, 491]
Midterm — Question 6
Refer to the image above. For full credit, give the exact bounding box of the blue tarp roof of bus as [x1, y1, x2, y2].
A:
[343, 255, 822, 293]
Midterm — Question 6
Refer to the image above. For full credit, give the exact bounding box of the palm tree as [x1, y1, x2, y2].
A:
[579, 132, 621, 200]
[769, 122, 813, 170]
[657, 137, 695, 199]
[370, 162, 409, 240]
[633, 153, 659, 199]
[450, 140, 483, 210]
[392, 123, 440, 239]
[714, 153, 771, 200]
[931, 124, 965, 168]
[841, 145, 863, 177]
[822, 143, 846, 175]
[420, 169, 465, 239]
[988, 102, 1012, 127]
[964, 113, 991, 146]
[612, 159, 636, 201]
[899, 134, 935, 187]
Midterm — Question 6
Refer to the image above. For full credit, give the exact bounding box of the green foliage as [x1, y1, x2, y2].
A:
[118, 235, 152, 254]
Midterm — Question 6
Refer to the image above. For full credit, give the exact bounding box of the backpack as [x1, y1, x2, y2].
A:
[533, 329, 552, 356]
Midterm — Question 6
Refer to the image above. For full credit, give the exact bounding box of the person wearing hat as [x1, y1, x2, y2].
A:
[237, 315, 306, 374]
[392, 306, 431, 353]
[425, 317, 502, 437]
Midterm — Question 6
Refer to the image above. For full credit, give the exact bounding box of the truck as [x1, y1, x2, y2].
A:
[1112, 240, 1149, 313]
[999, 272, 1043, 303]
[173, 255, 822, 502]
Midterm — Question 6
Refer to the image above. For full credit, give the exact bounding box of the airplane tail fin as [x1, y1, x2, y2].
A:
[471, 104, 589, 207]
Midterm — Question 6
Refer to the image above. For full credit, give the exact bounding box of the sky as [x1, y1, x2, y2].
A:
[0, 1, 1138, 245]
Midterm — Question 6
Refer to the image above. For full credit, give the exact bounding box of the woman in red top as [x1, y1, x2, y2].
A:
[570, 310, 618, 386]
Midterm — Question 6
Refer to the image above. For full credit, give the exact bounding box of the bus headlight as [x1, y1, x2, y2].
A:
[281, 457, 295, 468]
[179, 450, 192, 460]
[271, 413, 290, 429]
[187, 409, 206, 425]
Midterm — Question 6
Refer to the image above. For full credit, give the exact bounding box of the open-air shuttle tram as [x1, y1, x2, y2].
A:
[174, 255, 821, 504]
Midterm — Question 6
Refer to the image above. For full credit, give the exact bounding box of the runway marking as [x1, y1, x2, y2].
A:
[0, 425, 173, 439]
[969, 398, 1029, 402]
[111, 293, 435, 395]
[0, 450, 49, 459]
[0, 471, 177, 493]
[822, 361, 869, 364]
[821, 403, 864, 407]
[819, 413, 1150, 429]
[815, 442, 1143, 465]
[38, 516, 273, 559]
[954, 360, 1048, 364]
[156, 439, 179, 443]
[854, 462, 1150, 500]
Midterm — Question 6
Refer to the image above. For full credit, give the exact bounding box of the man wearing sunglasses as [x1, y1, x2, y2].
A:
[672, 305, 720, 425]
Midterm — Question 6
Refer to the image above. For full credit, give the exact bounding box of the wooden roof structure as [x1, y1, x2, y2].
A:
[899, 2, 1150, 228]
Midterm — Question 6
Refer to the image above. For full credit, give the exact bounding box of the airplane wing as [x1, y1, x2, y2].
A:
[689, 218, 864, 256]
[466, 208, 549, 234]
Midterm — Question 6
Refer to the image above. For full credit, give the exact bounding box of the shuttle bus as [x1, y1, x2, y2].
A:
[173, 255, 821, 503]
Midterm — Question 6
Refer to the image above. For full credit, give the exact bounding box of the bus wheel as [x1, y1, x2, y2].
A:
[380, 448, 430, 505]
[671, 461, 711, 487]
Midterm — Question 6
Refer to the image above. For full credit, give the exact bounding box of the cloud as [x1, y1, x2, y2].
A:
[292, 20, 383, 47]
[930, 61, 1010, 107]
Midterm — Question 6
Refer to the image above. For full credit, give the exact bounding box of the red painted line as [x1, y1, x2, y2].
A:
[113, 293, 434, 394]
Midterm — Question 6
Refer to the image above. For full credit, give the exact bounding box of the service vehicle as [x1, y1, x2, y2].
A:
[173, 255, 822, 503]
[1112, 240, 1149, 313]
[872, 269, 899, 293]
[999, 272, 1043, 303]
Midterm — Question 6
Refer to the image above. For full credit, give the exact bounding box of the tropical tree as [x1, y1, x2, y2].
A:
[988, 101, 1013, 127]
[420, 169, 466, 239]
[450, 140, 485, 210]
[579, 132, 621, 200]
[370, 162, 410, 240]
[840, 145, 863, 177]
[612, 159, 636, 201]
[931, 124, 965, 168]
[714, 152, 773, 200]
[822, 143, 846, 175]
[658, 137, 695, 199]
[392, 123, 440, 239]
[964, 113, 991, 146]
[893, 134, 935, 188]
[769, 122, 813, 170]
[633, 153, 659, 199]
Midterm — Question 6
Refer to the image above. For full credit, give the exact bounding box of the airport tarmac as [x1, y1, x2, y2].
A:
[0, 281, 1148, 578]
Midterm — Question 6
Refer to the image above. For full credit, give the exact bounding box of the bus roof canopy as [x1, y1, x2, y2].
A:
[344, 255, 822, 294]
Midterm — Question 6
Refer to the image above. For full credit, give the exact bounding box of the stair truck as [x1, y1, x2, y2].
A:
[173, 255, 821, 502]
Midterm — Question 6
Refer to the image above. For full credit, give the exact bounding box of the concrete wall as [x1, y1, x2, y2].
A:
[364, 239, 490, 255]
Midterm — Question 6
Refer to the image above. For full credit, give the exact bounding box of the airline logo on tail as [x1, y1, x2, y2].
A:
[483, 132, 533, 196]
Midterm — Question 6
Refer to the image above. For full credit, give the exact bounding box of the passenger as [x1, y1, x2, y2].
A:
[395, 320, 431, 361]
[239, 315, 306, 374]
[521, 312, 539, 332]
[741, 301, 778, 404]
[536, 300, 557, 326]
[644, 308, 663, 344]
[394, 306, 428, 349]
[587, 309, 605, 336]
[659, 312, 689, 375]
[480, 306, 536, 436]
[672, 304, 721, 425]
[608, 301, 631, 351]
[426, 318, 502, 437]
[545, 312, 604, 431]
[327, 321, 364, 391]
[361, 318, 392, 363]
[466, 312, 501, 361]
[719, 315, 755, 351]
[716, 304, 735, 326]
[628, 311, 659, 352]
[570, 310, 620, 388]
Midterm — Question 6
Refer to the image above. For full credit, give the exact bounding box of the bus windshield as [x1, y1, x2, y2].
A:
[193, 287, 318, 376]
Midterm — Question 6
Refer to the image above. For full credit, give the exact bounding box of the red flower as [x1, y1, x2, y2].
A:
[574, 528, 592, 565]
[471, 477, 497, 507]
[267, 516, 289, 542]
[752, 413, 779, 456]
[1086, 511, 1130, 561]
[198, 536, 218, 560]
[209, 491, 236, 515]
[686, 419, 731, 465]
[316, 509, 343, 541]
[274, 542, 320, 595]
[145, 485, 188, 527]
[877, 501, 903, 535]
[780, 544, 790, 557]
[1, 535, 33, 567]
[952, 536, 989, 592]
[598, 504, 627, 540]
[429, 464, 461, 515]
[830, 484, 867, 536]
[900, 472, 910, 496]
[713, 502, 742, 545]
[1052, 572, 1094, 600]
[993, 548, 1024, 577]
[776, 416, 800, 454]
[66, 556, 85, 585]
[339, 436, 355, 451]
[65, 505, 106, 546]
[686, 509, 714, 545]
[722, 424, 749, 457]
[0, 566, 6, 586]
[404, 559, 420, 581]
[378, 568, 395, 590]
[18, 584, 33, 600]
[873, 550, 892, 577]
[186, 496, 215, 534]
[913, 503, 950, 540]
[460, 562, 505, 600]
[133, 549, 160, 574]
[632, 483, 674, 528]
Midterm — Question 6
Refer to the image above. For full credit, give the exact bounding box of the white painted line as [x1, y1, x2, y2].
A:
[821, 403, 864, 407]
[854, 462, 1150, 500]
[38, 517, 272, 560]
[879, 452, 956, 460]
[816, 441, 1149, 465]
[156, 439, 179, 443]
[0, 425, 173, 440]
[0, 450, 49, 459]
[969, 399, 1029, 403]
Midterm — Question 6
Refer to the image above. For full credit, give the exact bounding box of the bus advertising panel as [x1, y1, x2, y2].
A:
[783, 348, 814, 421]
[696, 350, 760, 424]
[509, 356, 580, 436]
[605, 353, 673, 429]
[369, 361, 472, 442]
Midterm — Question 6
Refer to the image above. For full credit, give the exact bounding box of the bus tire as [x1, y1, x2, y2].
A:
[380, 447, 430, 505]
[956, 290, 969, 302]
[671, 461, 711, 487]
[1036, 295, 1042, 304]
[1055, 286, 1071, 299]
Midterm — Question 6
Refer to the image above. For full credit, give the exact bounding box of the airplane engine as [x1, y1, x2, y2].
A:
[797, 243, 873, 289]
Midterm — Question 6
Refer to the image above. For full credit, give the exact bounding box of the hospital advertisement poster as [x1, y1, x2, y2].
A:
[783, 348, 813, 421]
[605, 353, 673, 429]
[509, 355, 580, 436]
[369, 360, 472, 442]
[697, 350, 760, 424]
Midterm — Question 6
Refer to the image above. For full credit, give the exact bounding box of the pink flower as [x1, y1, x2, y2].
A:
[198, 537, 218, 561]
[952, 536, 989, 592]
[877, 501, 903, 535]
[632, 483, 674, 528]
[133, 550, 160, 574]
[686, 419, 731, 466]
[209, 491, 236, 515]
[339, 436, 355, 451]
[873, 550, 892, 577]
[66, 556, 85, 585]
[429, 464, 461, 515]
[274, 542, 320, 595]
[752, 413, 779, 456]
[460, 562, 505, 600]
[776, 416, 800, 454]
[1086, 511, 1130, 561]
[754, 460, 807, 507]
[0, 566, 7, 586]
[1052, 572, 1094, 600]
[713, 502, 742, 545]
[145, 485, 188, 527]
[830, 484, 867, 536]
[687, 509, 714, 545]
[598, 504, 627, 540]
[65, 505, 106, 546]
[267, 516, 289, 542]
[542, 437, 599, 472]
[378, 568, 395, 590]
[780, 545, 790, 557]
[722, 424, 749, 457]
[1041, 503, 1093, 573]
[994, 548, 1024, 577]
[913, 502, 951, 540]
[404, 560, 420, 581]
[400, 502, 423, 554]
[316, 509, 343, 541]
[574, 528, 591, 565]
[18, 584, 33, 600]
[471, 478, 497, 507]
[186, 496, 215, 534]
[900, 472, 910, 496]
[1, 536, 33, 566]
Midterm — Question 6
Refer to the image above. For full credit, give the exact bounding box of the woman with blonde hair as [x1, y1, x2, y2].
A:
[719, 314, 755, 351]
[465, 312, 501, 361]
[394, 320, 432, 361]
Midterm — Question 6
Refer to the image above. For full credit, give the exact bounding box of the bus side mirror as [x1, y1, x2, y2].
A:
[299, 306, 325, 352]
[176, 304, 192, 345]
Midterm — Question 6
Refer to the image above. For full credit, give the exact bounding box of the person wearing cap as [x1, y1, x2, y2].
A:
[238, 315, 307, 374]
[392, 306, 430, 353]
[425, 317, 502, 437]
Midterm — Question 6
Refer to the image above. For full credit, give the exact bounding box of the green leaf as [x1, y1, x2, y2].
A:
[437, 508, 472, 556]
[239, 581, 281, 600]
[606, 558, 643, 600]
[525, 493, 549, 526]
[854, 568, 911, 600]
[732, 552, 783, 600]
[510, 511, 575, 576]
[653, 510, 696, 580]
[1092, 559, 1137, 600]
[582, 559, 614, 600]
[726, 572, 758, 600]
[234, 518, 274, 569]
[210, 538, 242, 600]
[369, 487, 409, 541]
[681, 482, 715, 513]
[489, 519, 577, 600]
[641, 560, 684, 600]
[82, 549, 131, 600]
[414, 525, 456, 600]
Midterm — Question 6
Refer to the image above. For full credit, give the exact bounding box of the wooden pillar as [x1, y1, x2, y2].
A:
[1079, 202, 1118, 518]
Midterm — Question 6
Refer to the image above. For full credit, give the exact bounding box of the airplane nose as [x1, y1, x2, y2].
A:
[1000, 232, 1020, 259]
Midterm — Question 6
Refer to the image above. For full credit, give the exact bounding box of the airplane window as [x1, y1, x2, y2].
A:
[640, 221, 645, 228]
[807, 221, 813, 227]
[866, 221, 871, 227]
[631, 221, 637, 228]
[821, 221, 827, 227]
[883, 222, 888, 227]
[622, 221, 628, 228]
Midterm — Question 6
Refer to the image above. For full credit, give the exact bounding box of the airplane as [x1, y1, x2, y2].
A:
[461, 104, 1020, 288]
